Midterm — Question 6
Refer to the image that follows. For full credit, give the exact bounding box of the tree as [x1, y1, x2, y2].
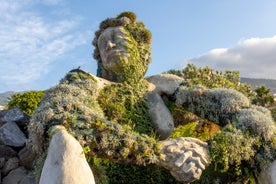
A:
[252, 85, 274, 107]
[7, 90, 45, 115]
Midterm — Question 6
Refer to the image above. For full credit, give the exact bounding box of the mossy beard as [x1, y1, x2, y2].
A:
[99, 28, 150, 85]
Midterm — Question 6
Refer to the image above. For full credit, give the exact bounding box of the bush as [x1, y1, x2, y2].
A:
[176, 85, 250, 126]
[165, 64, 255, 99]
[7, 90, 45, 115]
[236, 108, 276, 141]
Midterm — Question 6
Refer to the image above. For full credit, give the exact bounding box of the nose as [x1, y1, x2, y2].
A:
[106, 40, 116, 51]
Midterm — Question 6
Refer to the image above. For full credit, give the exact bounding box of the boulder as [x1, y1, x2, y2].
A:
[2, 157, 19, 176]
[0, 145, 17, 159]
[146, 74, 183, 95]
[39, 125, 95, 184]
[258, 160, 276, 184]
[0, 108, 29, 124]
[2, 166, 28, 184]
[20, 172, 36, 184]
[18, 146, 37, 169]
[0, 122, 26, 147]
[145, 91, 174, 140]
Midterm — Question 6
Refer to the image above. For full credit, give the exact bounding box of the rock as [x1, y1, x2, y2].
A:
[0, 108, 29, 124]
[18, 146, 37, 170]
[0, 145, 17, 159]
[258, 160, 276, 184]
[20, 172, 36, 184]
[2, 157, 19, 176]
[2, 166, 28, 184]
[39, 125, 95, 184]
[147, 74, 183, 95]
[0, 157, 5, 168]
[145, 91, 174, 140]
[0, 122, 26, 147]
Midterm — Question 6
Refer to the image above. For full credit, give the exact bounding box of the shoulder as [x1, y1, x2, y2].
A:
[146, 74, 183, 95]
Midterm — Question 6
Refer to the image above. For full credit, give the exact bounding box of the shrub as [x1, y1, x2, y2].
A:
[236, 108, 276, 141]
[7, 90, 45, 115]
[165, 64, 255, 99]
[176, 85, 250, 126]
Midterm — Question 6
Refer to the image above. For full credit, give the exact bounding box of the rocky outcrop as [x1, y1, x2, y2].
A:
[0, 108, 35, 183]
[39, 125, 95, 184]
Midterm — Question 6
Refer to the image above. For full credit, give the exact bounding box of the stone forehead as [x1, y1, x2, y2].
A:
[98, 26, 128, 40]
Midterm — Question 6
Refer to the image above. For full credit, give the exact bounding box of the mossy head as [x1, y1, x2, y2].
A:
[93, 11, 152, 84]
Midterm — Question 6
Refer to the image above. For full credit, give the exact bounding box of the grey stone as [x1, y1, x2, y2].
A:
[258, 160, 276, 184]
[2, 157, 19, 176]
[147, 74, 183, 95]
[144, 91, 174, 140]
[18, 147, 36, 169]
[0, 157, 5, 168]
[0, 145, 17, 159]
[40, 125, 95, 184]
[0, 108, 27, 124]
[2, 166, 28, 184]
[20, 172, 36, 184]
[0, 122, 26, 147]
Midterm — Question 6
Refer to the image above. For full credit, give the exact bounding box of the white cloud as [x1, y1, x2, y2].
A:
[0, 0, 86, 91]
[182, 36, 276, 79]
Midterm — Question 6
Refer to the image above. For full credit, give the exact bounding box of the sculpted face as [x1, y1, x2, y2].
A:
[97, 26, 130, 71]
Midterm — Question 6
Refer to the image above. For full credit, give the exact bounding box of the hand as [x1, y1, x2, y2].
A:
[158, 137, 209, 183]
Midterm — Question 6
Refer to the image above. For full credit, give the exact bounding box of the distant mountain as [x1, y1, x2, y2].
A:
[0, 91, 15, 105]
[241, 78, 276, 94]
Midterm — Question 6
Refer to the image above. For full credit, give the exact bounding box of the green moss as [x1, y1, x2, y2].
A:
[98, 81, 154, 135]
[105, 163, 181, 184]
[117, 11, 137, 23]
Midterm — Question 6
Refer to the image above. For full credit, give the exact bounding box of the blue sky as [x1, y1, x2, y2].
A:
[1, 0, 276, 93]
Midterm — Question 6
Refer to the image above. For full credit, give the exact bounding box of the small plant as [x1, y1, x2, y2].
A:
[7, 90, 45, 115]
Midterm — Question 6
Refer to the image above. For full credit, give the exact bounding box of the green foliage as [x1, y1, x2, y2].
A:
[170, 122, 219, 142]
[170, 122, 198, 138]
[98, 81, 154, 135]
[105, 163, 181, 184]
[198, 122, 276, 183]
[125, 22, 152, 44]
[205, 125, 258, 182]
[271, 107, 276, 121]
[117, 11, 137, 23]
[236, 107, 276, 141]
[7, 90, 45, 115]
[176, 85, 250, 126]
[30, 70, 161, 167]
[60, 69, 97, 83]
[252, 85, 274, 107]
[165, 64, 255, 99]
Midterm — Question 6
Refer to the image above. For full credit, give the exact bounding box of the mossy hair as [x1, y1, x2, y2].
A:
[92, 11, 152, 78]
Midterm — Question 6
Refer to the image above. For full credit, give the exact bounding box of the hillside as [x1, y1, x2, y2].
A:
[241, 78, 276, 94]
[0, 91, 15, 105]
